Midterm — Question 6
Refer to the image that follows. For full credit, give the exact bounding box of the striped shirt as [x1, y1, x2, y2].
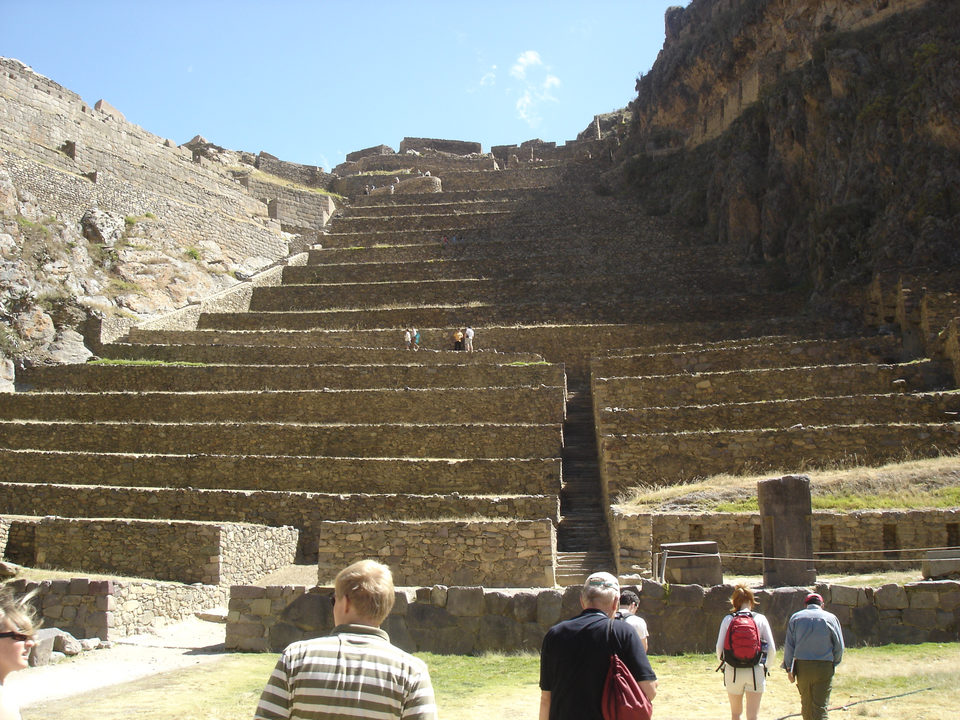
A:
[254, 624, 437, 720]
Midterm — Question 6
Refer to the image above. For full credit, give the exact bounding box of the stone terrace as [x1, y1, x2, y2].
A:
[3, 139, 958, 596]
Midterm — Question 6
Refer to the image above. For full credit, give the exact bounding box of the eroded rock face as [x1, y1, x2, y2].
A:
[0, 167, 244, 368]
[80, 208, 126, 247]
[622, 0, 960, 292]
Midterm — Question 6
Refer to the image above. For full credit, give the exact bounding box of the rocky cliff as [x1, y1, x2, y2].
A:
[619, 0, 959, 294]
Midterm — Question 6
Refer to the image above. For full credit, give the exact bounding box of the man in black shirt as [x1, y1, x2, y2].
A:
[539, 571, 658, 720]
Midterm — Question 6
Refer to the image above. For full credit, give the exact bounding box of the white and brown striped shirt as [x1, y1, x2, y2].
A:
[254, 624, 437, 720]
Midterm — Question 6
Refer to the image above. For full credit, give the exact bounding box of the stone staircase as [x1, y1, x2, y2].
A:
[5, 155, 953, 591]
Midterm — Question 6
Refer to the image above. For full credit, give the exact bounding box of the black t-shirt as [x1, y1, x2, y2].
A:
[540, 608, 657, 720]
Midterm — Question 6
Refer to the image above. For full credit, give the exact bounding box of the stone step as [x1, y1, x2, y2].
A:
[555, 552, 617, 585]
[125, 317, 824, 383]
[18, 361, 565, 392]
[592, 334, 905, 377]
[594, 360, 947, 406]
[600, 422, 960, 490]
[343, 198, 518, 217]
[199, 292, 803, 332]
[307, 235, 746, 264]
[100, 342, 545, 366]
[0, 420, 563, 458]
[0, 482, 557, 561]
[350, 189, 534, 206]
[599, 391, 960, 434]
[321, 227, 502, 248]
[287, 251, 757, 285]
[0, 449, 561, 495]
[330, 210, 513, 234]
[0, 386, 566, 424]
[248, 276, 765, 312]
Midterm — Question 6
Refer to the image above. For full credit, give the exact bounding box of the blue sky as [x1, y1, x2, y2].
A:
[1, 1, 686, 170]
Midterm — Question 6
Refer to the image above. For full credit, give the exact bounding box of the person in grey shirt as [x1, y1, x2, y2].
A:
[781, 593, 844, 720]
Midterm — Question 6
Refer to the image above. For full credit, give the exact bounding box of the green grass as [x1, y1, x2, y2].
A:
[26, 644, 960, 720]
[184, 246, 202, 261]
[87, 359, 207, 367]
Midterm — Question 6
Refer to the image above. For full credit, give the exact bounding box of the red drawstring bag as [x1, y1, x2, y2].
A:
[601, 620, 653, 720]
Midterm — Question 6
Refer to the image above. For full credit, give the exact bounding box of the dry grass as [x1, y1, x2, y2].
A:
[617, 455, 960, 512]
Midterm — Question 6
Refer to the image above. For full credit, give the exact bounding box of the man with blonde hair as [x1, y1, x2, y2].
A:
[539, 571, 657, 720]
[254, 559, 437, 719]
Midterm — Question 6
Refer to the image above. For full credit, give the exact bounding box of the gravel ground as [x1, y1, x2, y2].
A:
[7, 616, 227, 709]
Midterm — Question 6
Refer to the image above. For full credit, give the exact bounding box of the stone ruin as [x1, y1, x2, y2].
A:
[1, 0, 959, 653]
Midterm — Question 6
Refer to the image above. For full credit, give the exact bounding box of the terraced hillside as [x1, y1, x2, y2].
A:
[2, 154, 957, 592]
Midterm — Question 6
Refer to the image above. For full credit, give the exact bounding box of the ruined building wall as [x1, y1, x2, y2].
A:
[0, 58, 286, 262]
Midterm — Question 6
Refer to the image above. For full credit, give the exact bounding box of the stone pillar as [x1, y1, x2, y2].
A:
[758, 474, 816, 587]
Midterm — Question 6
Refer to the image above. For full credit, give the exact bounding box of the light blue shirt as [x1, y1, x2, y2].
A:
[781, 604, 844, 670]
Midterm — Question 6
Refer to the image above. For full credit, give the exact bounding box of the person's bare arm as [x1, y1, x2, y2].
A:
[641, 636, 648, 652]
[638, 679, 658, 701]
[539, 690, 552, 720]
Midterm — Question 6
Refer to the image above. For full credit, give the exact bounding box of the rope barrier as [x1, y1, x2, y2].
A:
[773, 686, 934, 720]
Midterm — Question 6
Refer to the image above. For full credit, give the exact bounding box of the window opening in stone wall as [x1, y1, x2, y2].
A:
[882, 523, 899, 560]
[947, 522, 959, 548]
[688, 524, 703, 541]
[819, 525, 836, 558]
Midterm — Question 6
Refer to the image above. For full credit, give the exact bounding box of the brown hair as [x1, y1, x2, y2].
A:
[729, 584, 756, 613]
[334, 560, 396, 625]
[0, 587, 38, 636]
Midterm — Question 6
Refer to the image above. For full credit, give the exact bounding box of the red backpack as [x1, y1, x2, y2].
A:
[722, 611, 763, 668]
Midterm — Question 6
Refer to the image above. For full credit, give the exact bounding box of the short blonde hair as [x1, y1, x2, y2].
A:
[730, 584, 756, 613]
[0, 587, 39, 636]
[334, 560, 395, 625]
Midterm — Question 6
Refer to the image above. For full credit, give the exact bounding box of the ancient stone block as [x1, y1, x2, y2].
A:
[875, 583, 909, 609]
[446, 587, 484, 617]
[758, 475, 816, 587]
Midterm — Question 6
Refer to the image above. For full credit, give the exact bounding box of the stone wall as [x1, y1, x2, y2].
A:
[315, 520, 556, 588]
[255, 152, 335, 188]
[598, 391, 960, 434]
[240, 174, 336, 231]
[226, 579, 960, 654]
[0, 487, 557, 561]
[398, 138, 482, 155]
[0, 453, 560, 497]
[30, 518, 297, 585]
[0, 386, 566, 425]
[0, 58, 287, 263]
[345, 144, 395, 162]
[0, 421, 563, 458]
[593, 362, 936, 408]
[4, 576, 227, 640]
[611, 508, 960, 576]
[0, 517, 37, 565]
[599, 423, 960, 489]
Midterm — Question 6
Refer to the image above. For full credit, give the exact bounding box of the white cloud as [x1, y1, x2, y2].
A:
[480, 65, 497, 87]
[510, 50, 542, 80]
[508, 51, 561, 128]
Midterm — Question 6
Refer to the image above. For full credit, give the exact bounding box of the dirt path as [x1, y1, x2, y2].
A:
[6, 617, 228, 710]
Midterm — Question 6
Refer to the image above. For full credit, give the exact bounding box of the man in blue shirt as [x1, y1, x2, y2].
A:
[781, 593, 844, 720]
[539, 571, 657, 720]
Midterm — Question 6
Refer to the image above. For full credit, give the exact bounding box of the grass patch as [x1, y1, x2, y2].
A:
[619, 455, 960, 512]
[244, 169, 344, 201]
[87, 359, 207, 367]
[184, 246, 202, 261]
[26, 644, 960, 720]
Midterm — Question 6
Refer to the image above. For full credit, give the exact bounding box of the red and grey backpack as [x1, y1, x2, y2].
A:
[721, 610, 763, 668]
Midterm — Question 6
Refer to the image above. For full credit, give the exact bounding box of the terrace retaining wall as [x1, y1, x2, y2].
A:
[611, 508, 960, 576]
[226, 580, 960, 654]
[315, 519, 556, 588]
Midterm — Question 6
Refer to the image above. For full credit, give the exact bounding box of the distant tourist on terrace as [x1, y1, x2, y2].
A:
[254, 559, 437, 720]
[464, 325, 474, 352]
